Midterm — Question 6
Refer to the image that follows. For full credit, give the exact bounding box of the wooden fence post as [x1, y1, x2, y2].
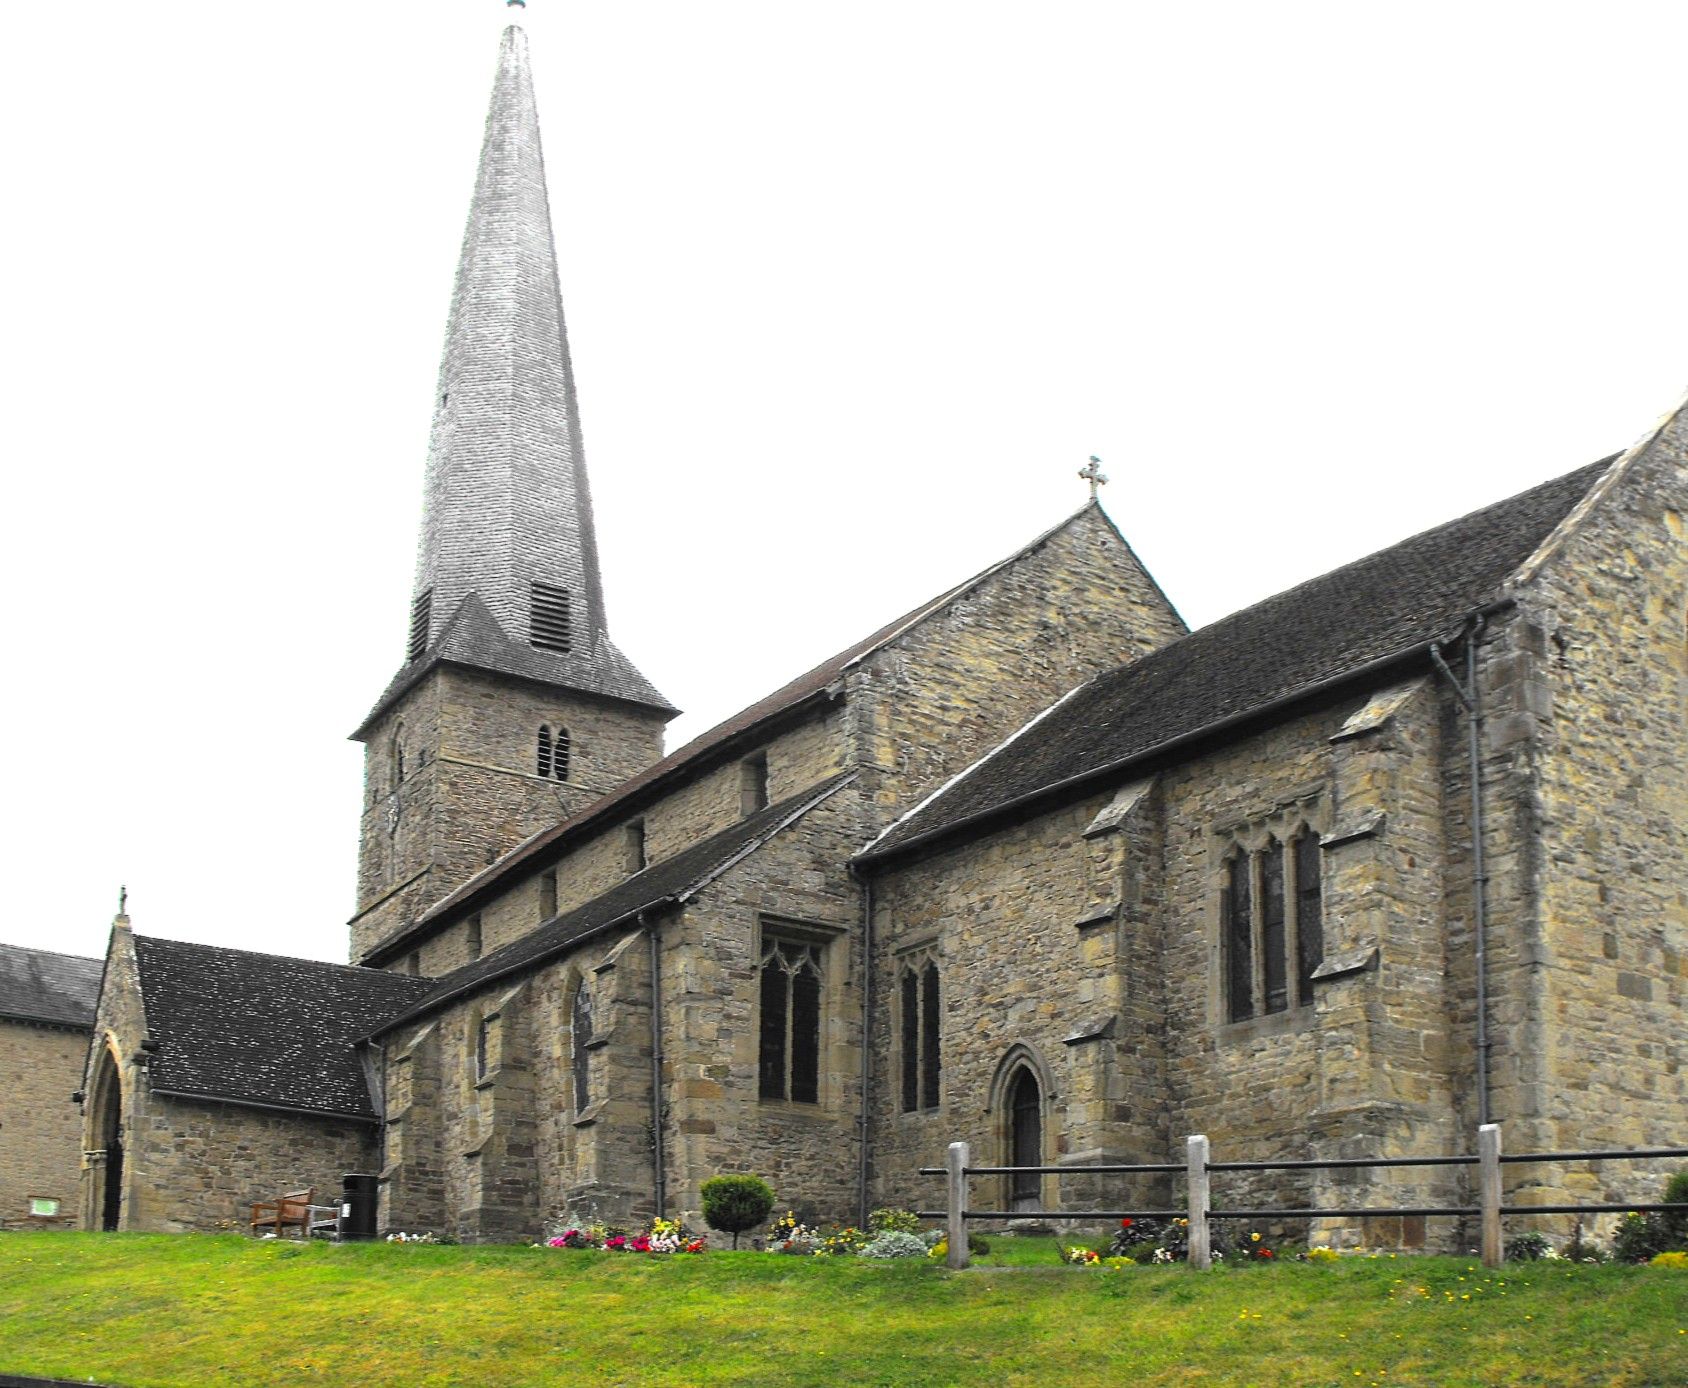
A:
[1187, 1134, 1211, 1270]
[1479, 1123, 1503, 1270]
[946, 1141, 970, 1270]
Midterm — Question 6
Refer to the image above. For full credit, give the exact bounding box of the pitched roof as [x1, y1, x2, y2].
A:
[131, 936, 434, 1119]
[863, 458, 1614, 863]
[0, 943, 101, 1028]
[371, 773, 855, 1036]
[355, 27, 673, 738]
[363, 502, 1126, 963]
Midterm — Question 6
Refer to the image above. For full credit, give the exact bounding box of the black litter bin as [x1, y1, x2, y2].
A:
[339, 1172, 379, 1241]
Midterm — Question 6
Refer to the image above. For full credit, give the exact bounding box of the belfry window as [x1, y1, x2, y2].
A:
[537, 725, 571, 781]
[899, 953, 942, 1112]
[530, 581, 572, 654]
[1222, 827, 1323, 1022]
[408, 589, 431, 663]
[758, 932, 823, 1104]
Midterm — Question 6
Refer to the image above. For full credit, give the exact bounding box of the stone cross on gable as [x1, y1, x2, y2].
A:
[1079, 455, 1108, 501]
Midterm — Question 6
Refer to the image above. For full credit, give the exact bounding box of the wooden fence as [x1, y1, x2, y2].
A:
[916, 1124, 1688, 1270]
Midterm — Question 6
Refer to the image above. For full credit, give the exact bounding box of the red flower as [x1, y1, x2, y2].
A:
[1120, 1218, 1133, 1228]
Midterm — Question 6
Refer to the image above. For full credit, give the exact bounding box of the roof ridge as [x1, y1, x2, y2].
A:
[135, 932, 428, 983]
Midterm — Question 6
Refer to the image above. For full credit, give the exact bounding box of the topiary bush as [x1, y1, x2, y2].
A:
[700, 1174, 776, 1249]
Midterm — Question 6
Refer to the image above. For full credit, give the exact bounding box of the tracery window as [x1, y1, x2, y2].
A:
[898, 952, 941, 1112]
[1222, 824, 1323, 1022]
[758, 933, 823, 1104]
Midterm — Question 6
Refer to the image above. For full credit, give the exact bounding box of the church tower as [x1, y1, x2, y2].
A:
[350, 27, 675, 966]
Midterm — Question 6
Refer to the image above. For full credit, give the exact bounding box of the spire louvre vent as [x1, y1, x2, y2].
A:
[530, 581, 572, 653]
[408, 590, 432, 663]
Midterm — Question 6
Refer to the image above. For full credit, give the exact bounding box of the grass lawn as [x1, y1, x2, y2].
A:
[1, 1232, 1684, 1386]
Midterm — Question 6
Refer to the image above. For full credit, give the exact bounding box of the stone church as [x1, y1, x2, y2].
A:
[65, 26, 1684, 1245]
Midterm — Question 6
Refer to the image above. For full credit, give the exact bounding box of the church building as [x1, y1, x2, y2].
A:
[68, 26, 1685, 1246]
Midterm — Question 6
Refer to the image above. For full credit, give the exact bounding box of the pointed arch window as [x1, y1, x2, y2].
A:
[898, 951, 942, 1112]
[474, 1012, 494, 1082]
[570, 979, 593, 1114]
[758, 933, 824, 1104]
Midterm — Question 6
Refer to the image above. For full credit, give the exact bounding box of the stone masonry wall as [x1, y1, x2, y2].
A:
[868, 792, 1164, 1220]
[353, 668, 668, 964]
[123, 1097, 376, 1234]
[868, 684, 1469, 1246]
[1524, 431, 1687, 1212]
[852, 506, 1186, 829]
[0, 1019, 89, 1230]
[412, 707, 845, 975]
[659, 784, 867, 1228]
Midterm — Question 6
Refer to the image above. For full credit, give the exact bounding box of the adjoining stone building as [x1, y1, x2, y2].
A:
[0, 943, 101, 1230]
[63, 26, 1684, 1245]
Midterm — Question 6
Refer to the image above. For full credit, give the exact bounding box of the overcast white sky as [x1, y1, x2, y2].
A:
[2, 1, 1683, 966]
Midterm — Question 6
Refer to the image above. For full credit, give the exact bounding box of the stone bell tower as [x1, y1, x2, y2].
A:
[349, 26, 675, 966]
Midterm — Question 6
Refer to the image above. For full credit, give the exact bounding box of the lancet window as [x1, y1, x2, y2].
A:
[898, 950, 942, 1112]
[570, 979, 593, 1114]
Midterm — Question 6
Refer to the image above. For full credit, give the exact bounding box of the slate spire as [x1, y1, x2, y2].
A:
[362, 26, 674, 732]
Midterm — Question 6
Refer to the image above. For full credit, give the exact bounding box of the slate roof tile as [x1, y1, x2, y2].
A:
[0, 943, 101, 1028]
[131, 937, 435, 1119]
[863, 458, 1612, 861]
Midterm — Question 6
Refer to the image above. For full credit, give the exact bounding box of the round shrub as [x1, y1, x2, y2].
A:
[860, 1230, 929, 1258]
[700, 1174, 776, 1249]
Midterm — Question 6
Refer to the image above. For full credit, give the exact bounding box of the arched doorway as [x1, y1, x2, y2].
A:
[1007, 1066, 1042, 1211]
[90, 1048, 123, 1232]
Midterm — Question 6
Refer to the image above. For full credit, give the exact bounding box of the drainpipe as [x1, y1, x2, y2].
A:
[852, 865, 874, 1228]
[646, 914, 666, 1217]
[1430, 614, 1491, 1128]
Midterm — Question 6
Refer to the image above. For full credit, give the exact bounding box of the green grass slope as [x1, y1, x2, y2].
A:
[0, 1233, 1683, 1387]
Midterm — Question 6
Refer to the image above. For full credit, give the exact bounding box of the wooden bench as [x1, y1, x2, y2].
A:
[250, 1187, 314, 1238]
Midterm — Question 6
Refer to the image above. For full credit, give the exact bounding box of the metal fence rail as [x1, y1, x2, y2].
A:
[917, 1126, 1688, 1270]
